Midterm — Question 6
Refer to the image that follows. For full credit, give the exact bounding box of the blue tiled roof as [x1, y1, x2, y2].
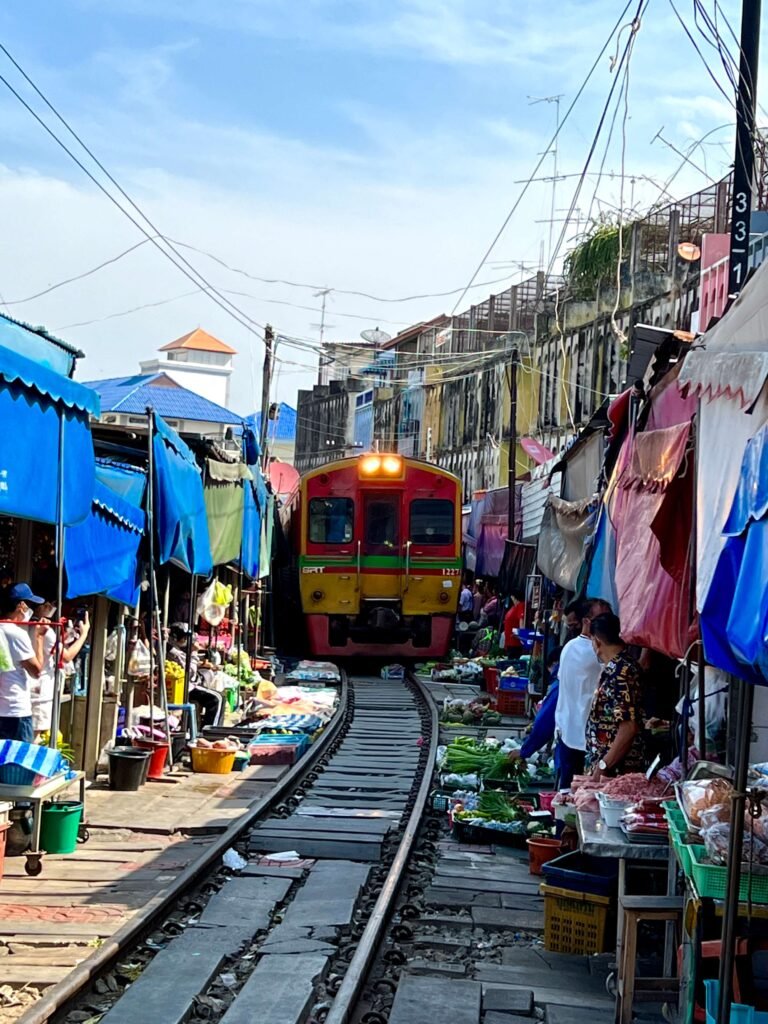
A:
[248, 403, 297, 441]
[85, 373, 242, 425]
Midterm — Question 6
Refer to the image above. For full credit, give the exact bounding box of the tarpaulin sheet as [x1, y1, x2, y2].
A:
[613, 419, 694, 657]
[537, 494, 597, 591]
[585, 504, 619, 609]
[702, 424, 768, 683]
[64, 479, 145, 605]
[498, 540, 537, 600]
[0, 343, 99, 527]
[238, 466, 269, 580]
[153, 414, 212, 576]
[204, 460, 252, 567]
[463, 485, 522, 578]
[95, 459, 146, 506]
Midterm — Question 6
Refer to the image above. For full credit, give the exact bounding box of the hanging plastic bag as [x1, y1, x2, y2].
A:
[127, 639, 151, 678]
[105, 629, 119, 663]
[197, 579, 233, 627]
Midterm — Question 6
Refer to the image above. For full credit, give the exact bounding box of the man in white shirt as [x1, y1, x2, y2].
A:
[554, 597, 611, 788]
[0, 583, 46, 744]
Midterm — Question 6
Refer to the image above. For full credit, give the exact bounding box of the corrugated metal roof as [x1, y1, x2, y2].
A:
[86, 373, 242, 425]
[521, 471, 562, 543]
[249, 403, 297, 441]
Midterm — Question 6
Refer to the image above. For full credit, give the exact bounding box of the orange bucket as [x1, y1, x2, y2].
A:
[527, 836, 563, 876]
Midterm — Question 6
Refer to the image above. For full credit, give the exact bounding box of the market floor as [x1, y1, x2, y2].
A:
[0, 763, 289, 1022]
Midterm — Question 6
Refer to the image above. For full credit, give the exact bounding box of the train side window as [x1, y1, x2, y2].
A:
[410, 499, 454, 545]
[308, 498, 354, 544]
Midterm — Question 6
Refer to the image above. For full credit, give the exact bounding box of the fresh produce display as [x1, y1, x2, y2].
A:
[453, 790, 554, 836]
[440, 737, 509, 777]
[192, 737, 242, 751]
[223, 650, 254, 684]
[441, 697, 501, 726]
[164, 660, 184, 689]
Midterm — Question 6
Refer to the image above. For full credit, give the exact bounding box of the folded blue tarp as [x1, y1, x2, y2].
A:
[152, 413, 212, 576]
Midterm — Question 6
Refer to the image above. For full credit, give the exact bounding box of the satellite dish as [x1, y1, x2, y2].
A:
[677, 242, 701, 262]
[361, 327, 392, 345]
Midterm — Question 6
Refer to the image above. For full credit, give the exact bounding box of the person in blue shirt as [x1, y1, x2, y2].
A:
[508, 647, 562, 773]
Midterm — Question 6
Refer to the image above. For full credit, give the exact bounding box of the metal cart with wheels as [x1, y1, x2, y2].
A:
[0, 771, 86, 876]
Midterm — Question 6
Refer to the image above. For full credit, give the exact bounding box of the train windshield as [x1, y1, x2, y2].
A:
[308, 497, 354, 544]
[364, 495, 400, 554]
[410, 499, 454, 545]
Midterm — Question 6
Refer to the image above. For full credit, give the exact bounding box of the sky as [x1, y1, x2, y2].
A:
[0, 0, 756, 415]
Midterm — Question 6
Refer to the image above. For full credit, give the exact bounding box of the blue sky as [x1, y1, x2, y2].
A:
[0, 0, 753, 413]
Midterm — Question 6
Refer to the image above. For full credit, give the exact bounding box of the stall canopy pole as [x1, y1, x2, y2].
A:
[151, 569, 174, 768]
[184, 575, 198, 704]
[717, 677, 754, 1024]
[146, 409, 156, 737]
[50, 413, 66, 750]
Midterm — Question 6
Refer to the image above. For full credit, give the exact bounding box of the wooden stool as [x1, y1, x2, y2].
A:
[617, 895, 683, 1024]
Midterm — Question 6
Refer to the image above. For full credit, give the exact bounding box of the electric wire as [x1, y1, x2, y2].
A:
[448, 0, 636, 317]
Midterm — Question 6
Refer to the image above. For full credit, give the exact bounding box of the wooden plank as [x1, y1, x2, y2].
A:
[0, 922, 120, 937]
[0, 965, 71, 984]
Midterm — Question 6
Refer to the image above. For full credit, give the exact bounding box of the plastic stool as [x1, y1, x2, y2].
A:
[167, 703, 199, 741]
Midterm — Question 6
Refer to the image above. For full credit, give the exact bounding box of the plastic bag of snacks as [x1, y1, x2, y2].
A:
[678, 778, 733, 827]
[701, 820, 768, 866]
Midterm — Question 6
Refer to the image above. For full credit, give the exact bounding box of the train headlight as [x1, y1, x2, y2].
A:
[312, 590, 324, 602]
[360, 455, 382, 476]
[439, 591, 450, 603]
[382, 455, 402, 475]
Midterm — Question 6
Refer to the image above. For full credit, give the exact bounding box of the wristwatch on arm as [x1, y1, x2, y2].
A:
[598, 758, 609, 772]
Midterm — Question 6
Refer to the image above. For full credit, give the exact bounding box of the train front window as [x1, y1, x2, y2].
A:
[309, 498, 354, 544]
[364, 496, 400, 554]
[410, 499, 454, 545]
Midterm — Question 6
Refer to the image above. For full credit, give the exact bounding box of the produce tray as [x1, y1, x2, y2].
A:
[452, 818, 530, 848]
[620, 826, 669, 846]
[689, 844, 768, 903]
[541, 851, 619, 897]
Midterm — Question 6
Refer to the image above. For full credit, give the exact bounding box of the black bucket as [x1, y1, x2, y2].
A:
[108, 748, 151, 791]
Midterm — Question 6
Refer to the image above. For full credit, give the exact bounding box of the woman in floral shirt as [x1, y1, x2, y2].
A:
[586, 613, 646, 778]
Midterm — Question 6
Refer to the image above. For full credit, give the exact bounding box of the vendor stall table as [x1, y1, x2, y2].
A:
[577, 811, 671, 988]
[0, 771, 86, 876]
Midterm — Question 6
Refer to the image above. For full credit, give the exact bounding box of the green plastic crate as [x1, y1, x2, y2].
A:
[689, 845, 768, 903]
[663, 802, 692, 875]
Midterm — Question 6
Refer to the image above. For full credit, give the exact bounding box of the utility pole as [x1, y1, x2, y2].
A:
[314, 288, 332, 384]
[260, 324, 274, 468]
[718, 4, 761, 1022]
[728, 0, 762, 296]
[507, 349, 520, 541]
[528, 94, 563, 269]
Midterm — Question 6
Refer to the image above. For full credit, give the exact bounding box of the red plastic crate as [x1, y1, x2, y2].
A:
[483, 666, 499, 695]
[248, 743, 302, 765]
[495, 691, 527, 716]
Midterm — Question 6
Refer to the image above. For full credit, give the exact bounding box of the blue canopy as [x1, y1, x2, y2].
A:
[702, 425, 768, 684]
[152, 413, 212, 576]
[64, 479, 146, 605]
[239, 467, 269, 579]
[95, 459, 146, 506]
[0, 343, 99, 527]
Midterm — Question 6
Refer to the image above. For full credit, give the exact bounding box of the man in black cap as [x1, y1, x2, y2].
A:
[0, 584, 47, 743]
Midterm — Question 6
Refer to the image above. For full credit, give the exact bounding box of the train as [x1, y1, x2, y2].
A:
[281, 453, 463, 658]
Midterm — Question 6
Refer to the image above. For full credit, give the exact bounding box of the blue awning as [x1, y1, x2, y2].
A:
[239, 466, 269, 579]
[64, 480, 146, 605]
[96, 459, 146, 506]
[153, 413, 212, 576]
[0, 343, 100, 527]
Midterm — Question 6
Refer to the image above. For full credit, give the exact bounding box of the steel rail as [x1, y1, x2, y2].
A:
[323, 671, 438, 1024]
[18, 672, 350, 1024]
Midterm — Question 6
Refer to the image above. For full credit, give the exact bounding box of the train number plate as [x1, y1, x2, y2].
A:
[442, 568, 460, 576]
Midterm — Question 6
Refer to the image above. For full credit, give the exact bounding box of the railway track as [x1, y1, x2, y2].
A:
[26, 670, 437, 1024]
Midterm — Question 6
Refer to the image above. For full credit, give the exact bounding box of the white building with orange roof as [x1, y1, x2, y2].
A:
[139, 328, 236, 407]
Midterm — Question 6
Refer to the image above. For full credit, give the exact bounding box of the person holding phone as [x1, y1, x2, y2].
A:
[32, 601, 90, 740]
[0, 584, 47, 743]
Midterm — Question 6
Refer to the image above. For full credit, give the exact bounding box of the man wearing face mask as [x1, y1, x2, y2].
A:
[0, 584, 47, 743]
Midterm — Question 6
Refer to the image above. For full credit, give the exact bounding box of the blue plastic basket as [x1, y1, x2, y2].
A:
[499, 675, 528, 692]
[541, 851, 619, 897]
[705, 980, 768, 1024]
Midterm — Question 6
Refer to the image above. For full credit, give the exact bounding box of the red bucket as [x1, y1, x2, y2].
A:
[132, 740, 169, 780]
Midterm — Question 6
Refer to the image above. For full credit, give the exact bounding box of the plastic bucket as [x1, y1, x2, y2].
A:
[132, 740, 169, 780]
[40, 801, 82, 855]
[538, 791, 557, 813]
[527, 836, 563, 876]
[108, 748, 151, 791]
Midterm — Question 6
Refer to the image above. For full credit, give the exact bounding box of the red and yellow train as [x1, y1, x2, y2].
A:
[286, 453, 462, 658]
